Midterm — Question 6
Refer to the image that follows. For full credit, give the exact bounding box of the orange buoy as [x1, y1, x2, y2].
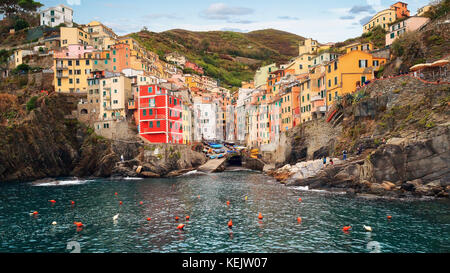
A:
[387, 215, 392, 220]
[74, 222, 83, 227]
[226, 201, 230, 206]
[298, 198, 302, 202]
[49, 200, 56, 204]
[186, 216, 190, 221]
[258, 213, 263, 220]
[177, 224, 185, 230]
[342, 226, 352, 232]
[32, 211, 38, 215]
[228, 219, 233, 228]
[119, 201, 123, 205]
[146, 217, 151, 221]
[175, 216, 179, 221]
[297, 217, 302, 223]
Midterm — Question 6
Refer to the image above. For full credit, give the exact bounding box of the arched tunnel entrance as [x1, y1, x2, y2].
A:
[226, 155, 243, 167]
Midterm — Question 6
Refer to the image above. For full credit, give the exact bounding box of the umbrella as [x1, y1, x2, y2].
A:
[431, 59, 450, 67]
[409, 63, 431, 71]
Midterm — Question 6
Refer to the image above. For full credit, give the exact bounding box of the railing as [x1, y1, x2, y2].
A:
[310, 95, 323, 102]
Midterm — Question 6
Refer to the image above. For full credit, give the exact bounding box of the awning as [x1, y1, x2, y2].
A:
[431, 59, 450, 67]
[410, 63, 431, 71]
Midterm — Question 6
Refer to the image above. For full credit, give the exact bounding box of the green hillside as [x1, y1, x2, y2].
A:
[130, 29, 304, 89]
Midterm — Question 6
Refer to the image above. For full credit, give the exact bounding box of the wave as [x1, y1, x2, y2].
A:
[123, 177, 144, 181]
[290, 186, 346, 194]
[32, 178, 94, 187]
[180, 170, 206, 177]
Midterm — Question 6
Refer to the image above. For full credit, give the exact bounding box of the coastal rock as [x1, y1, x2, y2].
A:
[369, 183, 386, 195]
[141, 171, 161, 178]
[381, 181, 396, 190]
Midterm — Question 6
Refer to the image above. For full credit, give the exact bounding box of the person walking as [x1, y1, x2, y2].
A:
[323, 156, 327, 166]
[343, 150, 347, 161]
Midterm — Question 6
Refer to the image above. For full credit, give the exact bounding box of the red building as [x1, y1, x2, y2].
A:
[138, 85, 183, 144]
[185, 61, 204, 75]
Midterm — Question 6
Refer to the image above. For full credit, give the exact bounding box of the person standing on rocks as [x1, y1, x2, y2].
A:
[343, 150, 347, 161]
[323, 156, 327, 166]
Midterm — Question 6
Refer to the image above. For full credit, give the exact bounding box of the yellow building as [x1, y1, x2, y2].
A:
[285, 53, 316, 75]
[417, 5, 432, 16]
[299, 38, 319, 55]
[185, 74, 202, 89]
[54, 46, 110, 93]
[326, 50, 386, 105]
[60, 27, 90, 47]
[363, 2, 411, 33]
[83, 21, 118, 50]
[299, 77, 313, 123]
[182, 103, 193, 144]
[341, 42, 374, 54]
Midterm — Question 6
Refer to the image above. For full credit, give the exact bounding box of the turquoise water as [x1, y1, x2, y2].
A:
[0, 170, 449, 253]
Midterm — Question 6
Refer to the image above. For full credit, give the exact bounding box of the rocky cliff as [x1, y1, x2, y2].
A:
[0, 92, 206, 182]
[270, 76, 450, 199]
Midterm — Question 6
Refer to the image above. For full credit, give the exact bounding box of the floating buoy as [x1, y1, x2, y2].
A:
[74, 222, 83, 228]
[226, 201, 230, 206]
[49, 200, 56, 204]
[228, 219, 233, 229]
[31, 211, 38, 216]
[245, 196, 248, 201]
[70, 201, 75, 205]
[113, 214, 119, 221]
[298, 198, 302, 203]
[52, 221, 57, 225]
[119, 201, 123, 205]
[387, 215, 392, 220]
[139, 201, 143, 205]
[177, 224, 185, 230]
[258, 213, 263, 220]
[297, 217, 302, 223]
[146, 217, 151, 221]
[115, 192, 118, 196]
[175, 216, 179, 221]
[198, 195, 200, 199]
[363, 225, 373, 232]
[342, 226, 352, 232]
[186, 216, 190, 221]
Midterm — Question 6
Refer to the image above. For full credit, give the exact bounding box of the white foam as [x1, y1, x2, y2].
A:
[33, 179, 94, 187]
[123, 177, 144, 180]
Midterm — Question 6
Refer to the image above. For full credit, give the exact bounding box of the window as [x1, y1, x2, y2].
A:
[390, 33, 395, 39]
[156, 121, 160, 128]
[149, 121, 153, 128]
[334, 77, 338, 85]
[359, 60, 368, 68]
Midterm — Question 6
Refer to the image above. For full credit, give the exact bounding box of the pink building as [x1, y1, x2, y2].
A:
[54, 44, 95, 59]
[386, 16, 430, 46]
[185, 61, 204, 75]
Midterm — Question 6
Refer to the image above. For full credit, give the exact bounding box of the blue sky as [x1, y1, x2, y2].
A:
[39, 0, 431, 43]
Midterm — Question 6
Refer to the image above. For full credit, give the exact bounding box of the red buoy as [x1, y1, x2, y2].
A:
[175, 216, 179, 221]
[70, 201, 75, 205]
[297, 217, 302, 223]
[387, 215, 392, 220]
[342, 226, 352, 232]
[49, 200, 56, 204]
[146, 217, 151, 221]
[186, 216, 190, 221]
[228, 219, 233, 228]
[258, 213, 263, 220]
[139, 201, 143, 205]
[115, 192, 118, 196]
[119, 201, 123, 205]
[32, 211, 38, 215]
[177, 224, 185, 230]
[226, 201, 230, 206]
[74, 222, 83, 227]
[298, 198, 302, 203]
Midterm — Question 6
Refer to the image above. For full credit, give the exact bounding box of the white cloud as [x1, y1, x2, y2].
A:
[67, 0, 81, 5]
[200, 3, 254, 20]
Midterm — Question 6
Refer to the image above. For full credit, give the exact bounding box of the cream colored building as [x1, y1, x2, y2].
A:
[299, 38, 319, 55]
[83, 21, 118, 50]
[99, 74, 132, 120]
[254, 63, 277, 88]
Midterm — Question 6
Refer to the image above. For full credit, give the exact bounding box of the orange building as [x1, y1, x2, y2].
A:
[391, 2, 410, 19]
[110, 43, 131, 73]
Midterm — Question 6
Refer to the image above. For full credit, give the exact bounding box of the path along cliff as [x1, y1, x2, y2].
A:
[267, 76, 450, 199]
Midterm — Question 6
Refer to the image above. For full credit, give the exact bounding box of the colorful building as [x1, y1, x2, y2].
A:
[138, 85, 183, 144]
[60, 27, 90, 47]
[83, 21, 118, 50]
[385, 16, 430, 46]
[363, 2, 410, 33]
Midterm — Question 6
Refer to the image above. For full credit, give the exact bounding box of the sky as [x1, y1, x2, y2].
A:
[39, 0, 431, 43]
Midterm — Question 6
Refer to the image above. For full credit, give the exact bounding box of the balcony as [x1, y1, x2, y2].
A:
[55, 64, 68, 70]
[310, 95, 323, 102]
[56, 74, 68, 78]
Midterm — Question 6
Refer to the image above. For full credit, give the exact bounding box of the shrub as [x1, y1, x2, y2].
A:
[14, 19, 29, 31]
[26, 96, 38, 112]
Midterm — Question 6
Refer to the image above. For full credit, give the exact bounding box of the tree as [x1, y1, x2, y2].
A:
[0, 0, 43, 17]
[14, 18, 29, 31]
